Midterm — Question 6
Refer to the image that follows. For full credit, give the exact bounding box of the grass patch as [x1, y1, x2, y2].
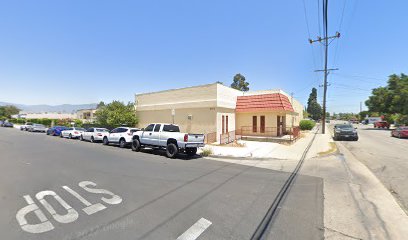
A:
[200, 147, 213, 157]
[318, 142, 337, 156]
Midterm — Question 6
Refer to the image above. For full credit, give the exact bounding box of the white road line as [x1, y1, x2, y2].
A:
[177, 218, 212, 240]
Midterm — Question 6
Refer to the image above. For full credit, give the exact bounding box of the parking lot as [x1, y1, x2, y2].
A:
[0, 127, 323, 240]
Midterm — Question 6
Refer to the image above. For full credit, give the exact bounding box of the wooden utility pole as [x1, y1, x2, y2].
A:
[308, 0, 340, 134]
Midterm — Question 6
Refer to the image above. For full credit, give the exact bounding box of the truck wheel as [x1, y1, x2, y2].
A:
[119, 138, 126, 148]
[132, 139, 141, 152]
[186, 147, 197, 156]
[166, 143, 178, 158]
[103, 137, 109, 145]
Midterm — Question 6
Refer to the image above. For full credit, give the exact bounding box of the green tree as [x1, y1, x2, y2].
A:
[95, 101, 138, 128]
[0, 105, 21, 118]
[306, 88, 322, 120]
[365, 73, 408, 124]
[230, 73, 249, 91]
[97, 101, 105, 109]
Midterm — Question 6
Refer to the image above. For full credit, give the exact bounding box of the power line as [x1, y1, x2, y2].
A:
[333, 0, 347, 66]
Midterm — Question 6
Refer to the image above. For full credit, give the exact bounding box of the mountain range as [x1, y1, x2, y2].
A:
[0, 102, 97, 113]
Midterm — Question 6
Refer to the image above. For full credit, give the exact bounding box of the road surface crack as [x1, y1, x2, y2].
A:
[325, 226, 363, 240]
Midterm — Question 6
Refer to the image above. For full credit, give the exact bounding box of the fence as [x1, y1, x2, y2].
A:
[205, 132, 217, 144]
[220, 130, 242, 145]
[237, 126, 301, 141]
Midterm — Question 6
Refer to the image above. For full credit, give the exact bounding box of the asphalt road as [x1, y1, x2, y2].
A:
[333, 123, 408, 212]
[0, 127, 323, 240]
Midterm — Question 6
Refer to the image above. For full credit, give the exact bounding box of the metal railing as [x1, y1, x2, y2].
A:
[220, 130, 242, 144]
[237, 126, 301, 141]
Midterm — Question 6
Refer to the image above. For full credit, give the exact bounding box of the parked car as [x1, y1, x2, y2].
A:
[132, 123, 205, 158]
[102, 127, 140, 148]
[374, 121, 390, 129]
[334, 124, 359, 141]
[27, 123, 47, 132]
[80, 127, 110, 143]
[2, 121, 14, 128]
[20, 122, 33, 131]
[60, 127, 86, 139]
[391, 127, 408, 138]
[46, 126, 68, 136]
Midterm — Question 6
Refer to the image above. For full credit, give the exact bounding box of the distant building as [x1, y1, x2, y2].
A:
[76, 109, 97, 123]
[14, 113, 77, 119]
[135, 83, 303, 142]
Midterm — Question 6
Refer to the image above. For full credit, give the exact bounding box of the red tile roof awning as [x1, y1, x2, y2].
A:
[236, 93, 294, 112]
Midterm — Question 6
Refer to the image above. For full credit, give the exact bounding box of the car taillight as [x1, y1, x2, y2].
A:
[74, 132, 79, 134]
[127, 132, 132, 136]
[97, 133, 103, 136]
[184, 134, 188, 142]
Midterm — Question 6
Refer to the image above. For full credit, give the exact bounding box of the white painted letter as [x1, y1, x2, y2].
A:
[16, 195, 54, 233]
[79, 181, 122, 205]
[35, 190, 79, 223]
[62, 186, 107, 215]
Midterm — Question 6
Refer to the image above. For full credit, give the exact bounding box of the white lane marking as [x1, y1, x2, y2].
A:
[62, 186, 107, 215]
[35, 190, 79, 223]
[177, 218, 212, 240]
[79, 181, 122, 205]
[16, 195, 55, 233]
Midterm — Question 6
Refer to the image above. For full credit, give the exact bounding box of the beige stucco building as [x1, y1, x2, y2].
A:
[76, 109, 97, 123]
[135, 83, 303, 142]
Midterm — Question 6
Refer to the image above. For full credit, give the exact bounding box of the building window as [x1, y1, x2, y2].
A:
[222, 115, 225, 134]
[226, 115, 229, 133]
[260, 116, 265, 133]
[252, 116, 257, 133]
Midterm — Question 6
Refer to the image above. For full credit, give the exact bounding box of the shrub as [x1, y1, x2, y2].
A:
[299, 119, 316, 130]
[200, 148, 213, 157]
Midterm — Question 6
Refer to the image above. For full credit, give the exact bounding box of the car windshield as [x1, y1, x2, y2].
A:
[96, 128, 109, 132]
[336, 124, 353, 129]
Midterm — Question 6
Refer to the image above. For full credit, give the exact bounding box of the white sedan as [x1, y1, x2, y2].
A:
[60, 127, 86, 139]
[80, 127, 109, 143]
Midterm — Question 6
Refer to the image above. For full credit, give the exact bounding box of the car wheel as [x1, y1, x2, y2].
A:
[80, 135, 84, 141]
[186, 147, 197, 156]
[354, 137, 359, 141]
[69, 133, 72, 139]
[132, 139, 141, 152]
[60, 133, 63, 138]
[398, 133, 401, 139]
[166, 143, 178, 158]
[91, 136, 95, 143]
[103, 137, 109, 145]
[119, 138, 126, 148]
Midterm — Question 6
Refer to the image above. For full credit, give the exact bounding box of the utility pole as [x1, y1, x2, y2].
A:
[309, 0, 340, 134]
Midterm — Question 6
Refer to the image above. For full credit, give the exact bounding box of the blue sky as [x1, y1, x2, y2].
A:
[0, 1, 407, 113]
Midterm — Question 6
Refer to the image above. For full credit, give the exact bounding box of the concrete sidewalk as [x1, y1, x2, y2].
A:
[301, 129, 408, 240]
[205, 125, 408, 239]
[201, 126, 332, 160]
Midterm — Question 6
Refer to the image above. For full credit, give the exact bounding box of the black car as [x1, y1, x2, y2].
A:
[334, 124, 358, 141]
[2, 122, 14, 128]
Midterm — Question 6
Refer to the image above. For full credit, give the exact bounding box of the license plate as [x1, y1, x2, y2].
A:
[344, 135, 349, 137]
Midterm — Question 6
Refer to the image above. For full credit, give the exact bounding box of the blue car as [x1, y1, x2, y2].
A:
[47, 126, 68, 136]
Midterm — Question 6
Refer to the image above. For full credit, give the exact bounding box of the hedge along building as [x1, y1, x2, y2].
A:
[135, 83, 303, 142]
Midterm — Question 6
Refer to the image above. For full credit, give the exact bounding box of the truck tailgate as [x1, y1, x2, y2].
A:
[187, 134, 205, 143]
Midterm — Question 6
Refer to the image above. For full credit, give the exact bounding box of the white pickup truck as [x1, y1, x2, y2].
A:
[131, 123, 205, 158]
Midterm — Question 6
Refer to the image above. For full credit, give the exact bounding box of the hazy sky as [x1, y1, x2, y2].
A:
[0, 1, 407, 113]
